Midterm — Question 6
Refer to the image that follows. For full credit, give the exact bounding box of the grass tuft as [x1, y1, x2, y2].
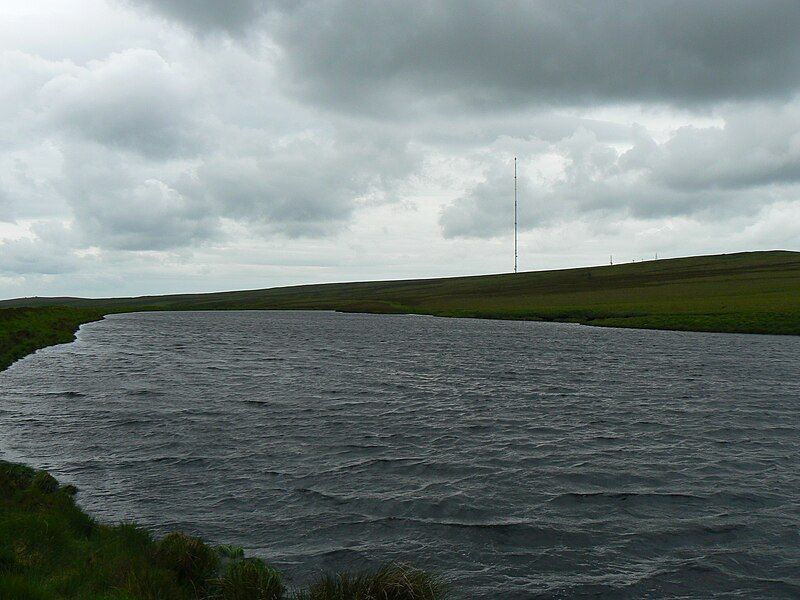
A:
[212, 557, 284, 600]
[217, 544, 246, 560]
[0, 462, 36, 491]
[60, 484, 78, 497]
[296, 563, 449, 600]
[30, 471, 59, 494]
[155, 532, 219, 591]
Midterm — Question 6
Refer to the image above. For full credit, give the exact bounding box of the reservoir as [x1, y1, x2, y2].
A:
[1, 311, 798, 598]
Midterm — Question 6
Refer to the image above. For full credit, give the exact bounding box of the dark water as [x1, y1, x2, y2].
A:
[1, 311, 799, 598]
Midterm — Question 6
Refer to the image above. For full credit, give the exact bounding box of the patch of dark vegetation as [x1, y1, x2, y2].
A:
[0, 460, 449, 599]
[0, 306, 109, 371]
[155, 532, 220, 592]
[296, 563, 450, 600]
[213, 558, 284, 600]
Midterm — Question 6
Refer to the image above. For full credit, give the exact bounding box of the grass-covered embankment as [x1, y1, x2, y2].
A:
[0, 460, 449, 599]
[0, 307, 108, 371]
[2, 250, 799, 335]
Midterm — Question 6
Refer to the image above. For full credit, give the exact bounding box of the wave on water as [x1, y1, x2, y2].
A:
[2, 310, 799, 599]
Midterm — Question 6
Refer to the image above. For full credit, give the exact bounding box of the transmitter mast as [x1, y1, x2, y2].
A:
[514, 157, 518, 274]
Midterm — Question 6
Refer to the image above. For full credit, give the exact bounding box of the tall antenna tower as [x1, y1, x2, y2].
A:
[514, 156, 518, 274]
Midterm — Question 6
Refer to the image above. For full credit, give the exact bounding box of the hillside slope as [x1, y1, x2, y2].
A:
[2, 250, 799, 335]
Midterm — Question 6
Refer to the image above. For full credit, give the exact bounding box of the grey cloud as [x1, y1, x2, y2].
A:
[275, 1, 800, 114]
[191, 133, 418, 237]
[0, 51, 76, 144]
[626, 103, 800, 191]
[4, 0, 800, 298]
[439, 169, 519, 239]
[122, 1, 800, 113]
[440, 113, 800, 238]
[39, 49, 203, 159]
[123, 0, 278, 35]
[0, 145, 67, 222]
[416, 113, 633, 150]
[77, 179, 218, 251]
[440, 168, 778, 240]
[200, 163, 355, 238]
[1, 44, 420, 248]
[60, 148, 219, 251]
[51, 125, 418, 251]
[0, 229, 79, 275]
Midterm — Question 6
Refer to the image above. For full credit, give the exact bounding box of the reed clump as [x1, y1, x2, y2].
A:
[296, 563, 450, 600]
[213, 558, 284, 600]
[155, 532, 219, 592]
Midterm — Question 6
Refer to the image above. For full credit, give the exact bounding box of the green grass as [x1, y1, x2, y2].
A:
[0, 460, 196, 599]
[296, 564, 449, 600]
[0, 307, 108, 371]
[213, 558, 284, 600]
[2, 250, 800, 337]
[0, 461, 447, 599]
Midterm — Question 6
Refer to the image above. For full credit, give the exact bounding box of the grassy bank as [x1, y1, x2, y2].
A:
[0, 460, 449, 599]
[0, 307, 109, 371]
[2, 251, 799, 335]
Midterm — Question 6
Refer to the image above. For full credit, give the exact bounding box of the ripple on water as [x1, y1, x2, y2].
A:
[0, 311, 799, 598]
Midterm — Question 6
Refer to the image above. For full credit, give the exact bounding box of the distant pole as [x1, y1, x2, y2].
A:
[514, 157, 518, 274]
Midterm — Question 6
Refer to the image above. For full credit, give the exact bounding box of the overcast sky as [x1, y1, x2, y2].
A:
[1, 0, 799, 299]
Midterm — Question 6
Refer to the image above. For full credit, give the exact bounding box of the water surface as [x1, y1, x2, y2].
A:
[1, 311, 798, 598]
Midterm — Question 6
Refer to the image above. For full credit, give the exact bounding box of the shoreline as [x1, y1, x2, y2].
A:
[2, 301, 797, 377]
[0, 460, 448, 599]
[0, 310, 450, 599]
[2, 251, 798, 337]
[2, 299, 797, 597]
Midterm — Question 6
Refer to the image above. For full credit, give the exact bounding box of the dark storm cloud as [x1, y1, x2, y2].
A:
[129, 1, 800, 112]
[124, 0, 273, 34]
[275, 0, 800, 113]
